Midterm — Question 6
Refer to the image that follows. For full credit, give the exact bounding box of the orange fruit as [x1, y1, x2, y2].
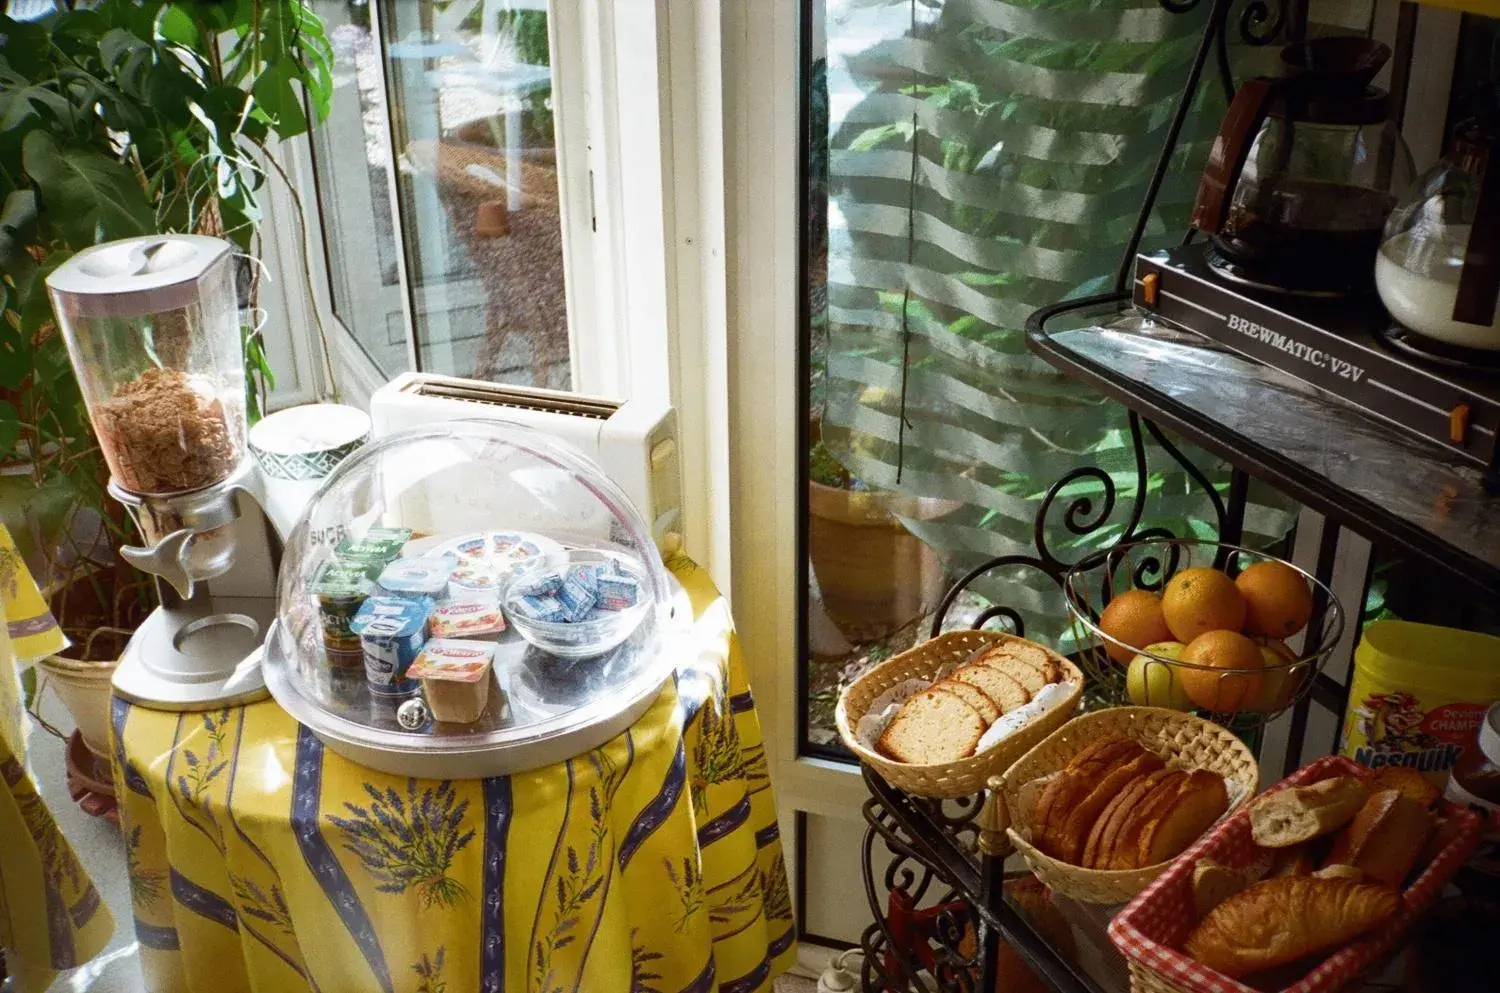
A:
[1179, 630, 1265, 711]
[1235, 560, 1313, 639]
[1161, 568, 1247, 642]
[1098, 589, 1173, 664]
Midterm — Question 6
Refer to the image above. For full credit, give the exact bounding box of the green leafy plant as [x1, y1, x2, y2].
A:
[0, 1, 332, 642]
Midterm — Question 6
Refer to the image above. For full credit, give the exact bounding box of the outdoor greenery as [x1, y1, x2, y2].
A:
[0, 1, 332, 630]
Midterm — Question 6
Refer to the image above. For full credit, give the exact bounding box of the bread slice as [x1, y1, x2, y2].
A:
[1085, 769, 1172, 869]
[1184, 877, 1399, 978]
[930, 679, 1001, 723]
[875, 688, 986, 764]
[1108, 771, 1188, 870]
[1064, 737, 1141, 777]
[1031, 769, 1086, 859]
[1137, 769, 1229, 867]
[994, 640, 1062, 685]
[1056, 751, 1165, 865]
[1193, 858, 1251, 918]
[1325, 788, 1435, 886]
[1250, 775, 1368, 848]
[970, 643, 1049, 696]
[950, 662, 1029, 714]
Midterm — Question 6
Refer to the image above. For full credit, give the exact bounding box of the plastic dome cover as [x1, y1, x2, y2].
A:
[266, 419, 677, 775]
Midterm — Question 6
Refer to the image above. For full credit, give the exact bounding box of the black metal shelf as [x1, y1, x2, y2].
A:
[1026, 294, 1500, 599]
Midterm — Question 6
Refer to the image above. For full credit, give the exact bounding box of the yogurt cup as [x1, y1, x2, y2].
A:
[349, 596, 430, 696]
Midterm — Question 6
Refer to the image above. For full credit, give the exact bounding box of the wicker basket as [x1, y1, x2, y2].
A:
[834, 630, 1083, 799]
[997, 707, 1259, 904]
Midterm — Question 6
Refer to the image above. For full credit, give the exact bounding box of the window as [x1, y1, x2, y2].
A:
[303, 0, 571, 389]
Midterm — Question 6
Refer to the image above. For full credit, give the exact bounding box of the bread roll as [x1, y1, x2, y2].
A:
[1325, 788, 1435, 887]
[1184, 877, 1399, 977]
[1249, 775, 1367, 848]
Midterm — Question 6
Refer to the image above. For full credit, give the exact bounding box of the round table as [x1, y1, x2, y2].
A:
[110, 556, 795, 993]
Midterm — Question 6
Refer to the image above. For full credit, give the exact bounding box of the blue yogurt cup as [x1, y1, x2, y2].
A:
[349, 596, 430, 696]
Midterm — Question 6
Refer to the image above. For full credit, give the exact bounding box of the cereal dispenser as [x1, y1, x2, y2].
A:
[47, 234, 278, 709]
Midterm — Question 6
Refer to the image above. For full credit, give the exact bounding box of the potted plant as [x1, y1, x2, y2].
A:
[0, 1, 333, 765]
[807, 418, 948, 643]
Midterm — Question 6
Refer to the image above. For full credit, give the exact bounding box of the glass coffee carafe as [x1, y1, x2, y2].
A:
[1377, 127, 1500, 351]
[1192, 37, 1415, 297]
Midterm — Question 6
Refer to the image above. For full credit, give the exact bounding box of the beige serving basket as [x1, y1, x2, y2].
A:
[835, 630, 1083, 799]
[998, 707, 1259, 905]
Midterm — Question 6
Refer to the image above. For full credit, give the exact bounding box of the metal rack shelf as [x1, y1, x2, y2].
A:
[1027, 295, 1500, 598]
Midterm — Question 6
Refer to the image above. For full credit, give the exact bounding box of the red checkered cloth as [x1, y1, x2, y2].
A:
[1108, 755, 1482, 993]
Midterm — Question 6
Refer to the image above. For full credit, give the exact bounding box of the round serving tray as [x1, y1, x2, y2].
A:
[263, 578, 691, 779]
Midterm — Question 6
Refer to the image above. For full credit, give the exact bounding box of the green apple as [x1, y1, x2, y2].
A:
[1126, 642, 1191, 710]
[1247, 639, 1301, 711]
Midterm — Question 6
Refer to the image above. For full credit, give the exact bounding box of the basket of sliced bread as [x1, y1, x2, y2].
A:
[834, 630, 1083, 799]
[1109, 755, 1482, 993]
[998, 707, 1259, 904]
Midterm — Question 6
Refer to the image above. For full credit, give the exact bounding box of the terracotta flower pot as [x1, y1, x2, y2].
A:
[807, 480, 947, 642]
[36, 655, 119, 758]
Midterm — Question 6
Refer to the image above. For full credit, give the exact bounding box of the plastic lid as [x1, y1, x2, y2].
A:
[46, 234, 233, 318]
[264, 419, 681, 776]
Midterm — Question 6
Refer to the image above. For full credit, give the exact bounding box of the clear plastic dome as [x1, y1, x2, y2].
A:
[263, 419, 681, 778]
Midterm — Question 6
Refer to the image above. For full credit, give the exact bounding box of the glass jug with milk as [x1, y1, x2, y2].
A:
[1376, 127, 1500, 352]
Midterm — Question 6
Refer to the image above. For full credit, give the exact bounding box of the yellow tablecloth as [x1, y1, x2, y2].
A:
[0, 523, 113, 991]
[111, 555, 795, 993]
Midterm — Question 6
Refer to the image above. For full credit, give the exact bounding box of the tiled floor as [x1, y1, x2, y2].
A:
[25, 704, 141, 992]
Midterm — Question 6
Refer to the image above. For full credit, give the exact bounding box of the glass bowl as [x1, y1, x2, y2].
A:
[502, 549, 651, 659]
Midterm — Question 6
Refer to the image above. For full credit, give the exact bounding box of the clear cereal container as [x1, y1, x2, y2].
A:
[46, 235, 246, 496]
[263, 419, 686, 779]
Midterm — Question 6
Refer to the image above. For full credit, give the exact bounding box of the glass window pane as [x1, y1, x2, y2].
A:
[380, 0, 571, 388]
[311, 0, 407, 378]
[799, 1, 1346, 757]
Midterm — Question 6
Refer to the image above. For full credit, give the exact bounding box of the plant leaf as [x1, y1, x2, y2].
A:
[22, 131, 153, 245]
[251, 62, 308, 139]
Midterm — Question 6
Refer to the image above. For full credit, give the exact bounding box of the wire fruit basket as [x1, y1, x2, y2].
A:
[1064, 539, 1344, 728]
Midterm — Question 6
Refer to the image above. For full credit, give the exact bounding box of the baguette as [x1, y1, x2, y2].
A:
[1107, 771, 1188, 870]
[1184, 877, 1399, 978]
[1325, 788, 1435, 887]
[1192, 859, 1252, 918]
[1249, 775, 1367, 848]
[1370, 766, 1441, 809]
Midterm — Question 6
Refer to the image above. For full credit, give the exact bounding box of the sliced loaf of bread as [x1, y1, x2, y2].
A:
[952, 661, 1030, 713]
[876, 688, 987, 764]
[931, 679, 1001, 723]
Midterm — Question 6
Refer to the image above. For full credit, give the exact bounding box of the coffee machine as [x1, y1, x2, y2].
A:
[47, 235, 282, 710]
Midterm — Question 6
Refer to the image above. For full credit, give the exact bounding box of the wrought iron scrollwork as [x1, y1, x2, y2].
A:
[931, 411, 1233, 636]
[860, 789, 987, 993]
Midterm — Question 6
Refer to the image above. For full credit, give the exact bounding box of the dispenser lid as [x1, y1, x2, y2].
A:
[46, 234, 234, 318]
